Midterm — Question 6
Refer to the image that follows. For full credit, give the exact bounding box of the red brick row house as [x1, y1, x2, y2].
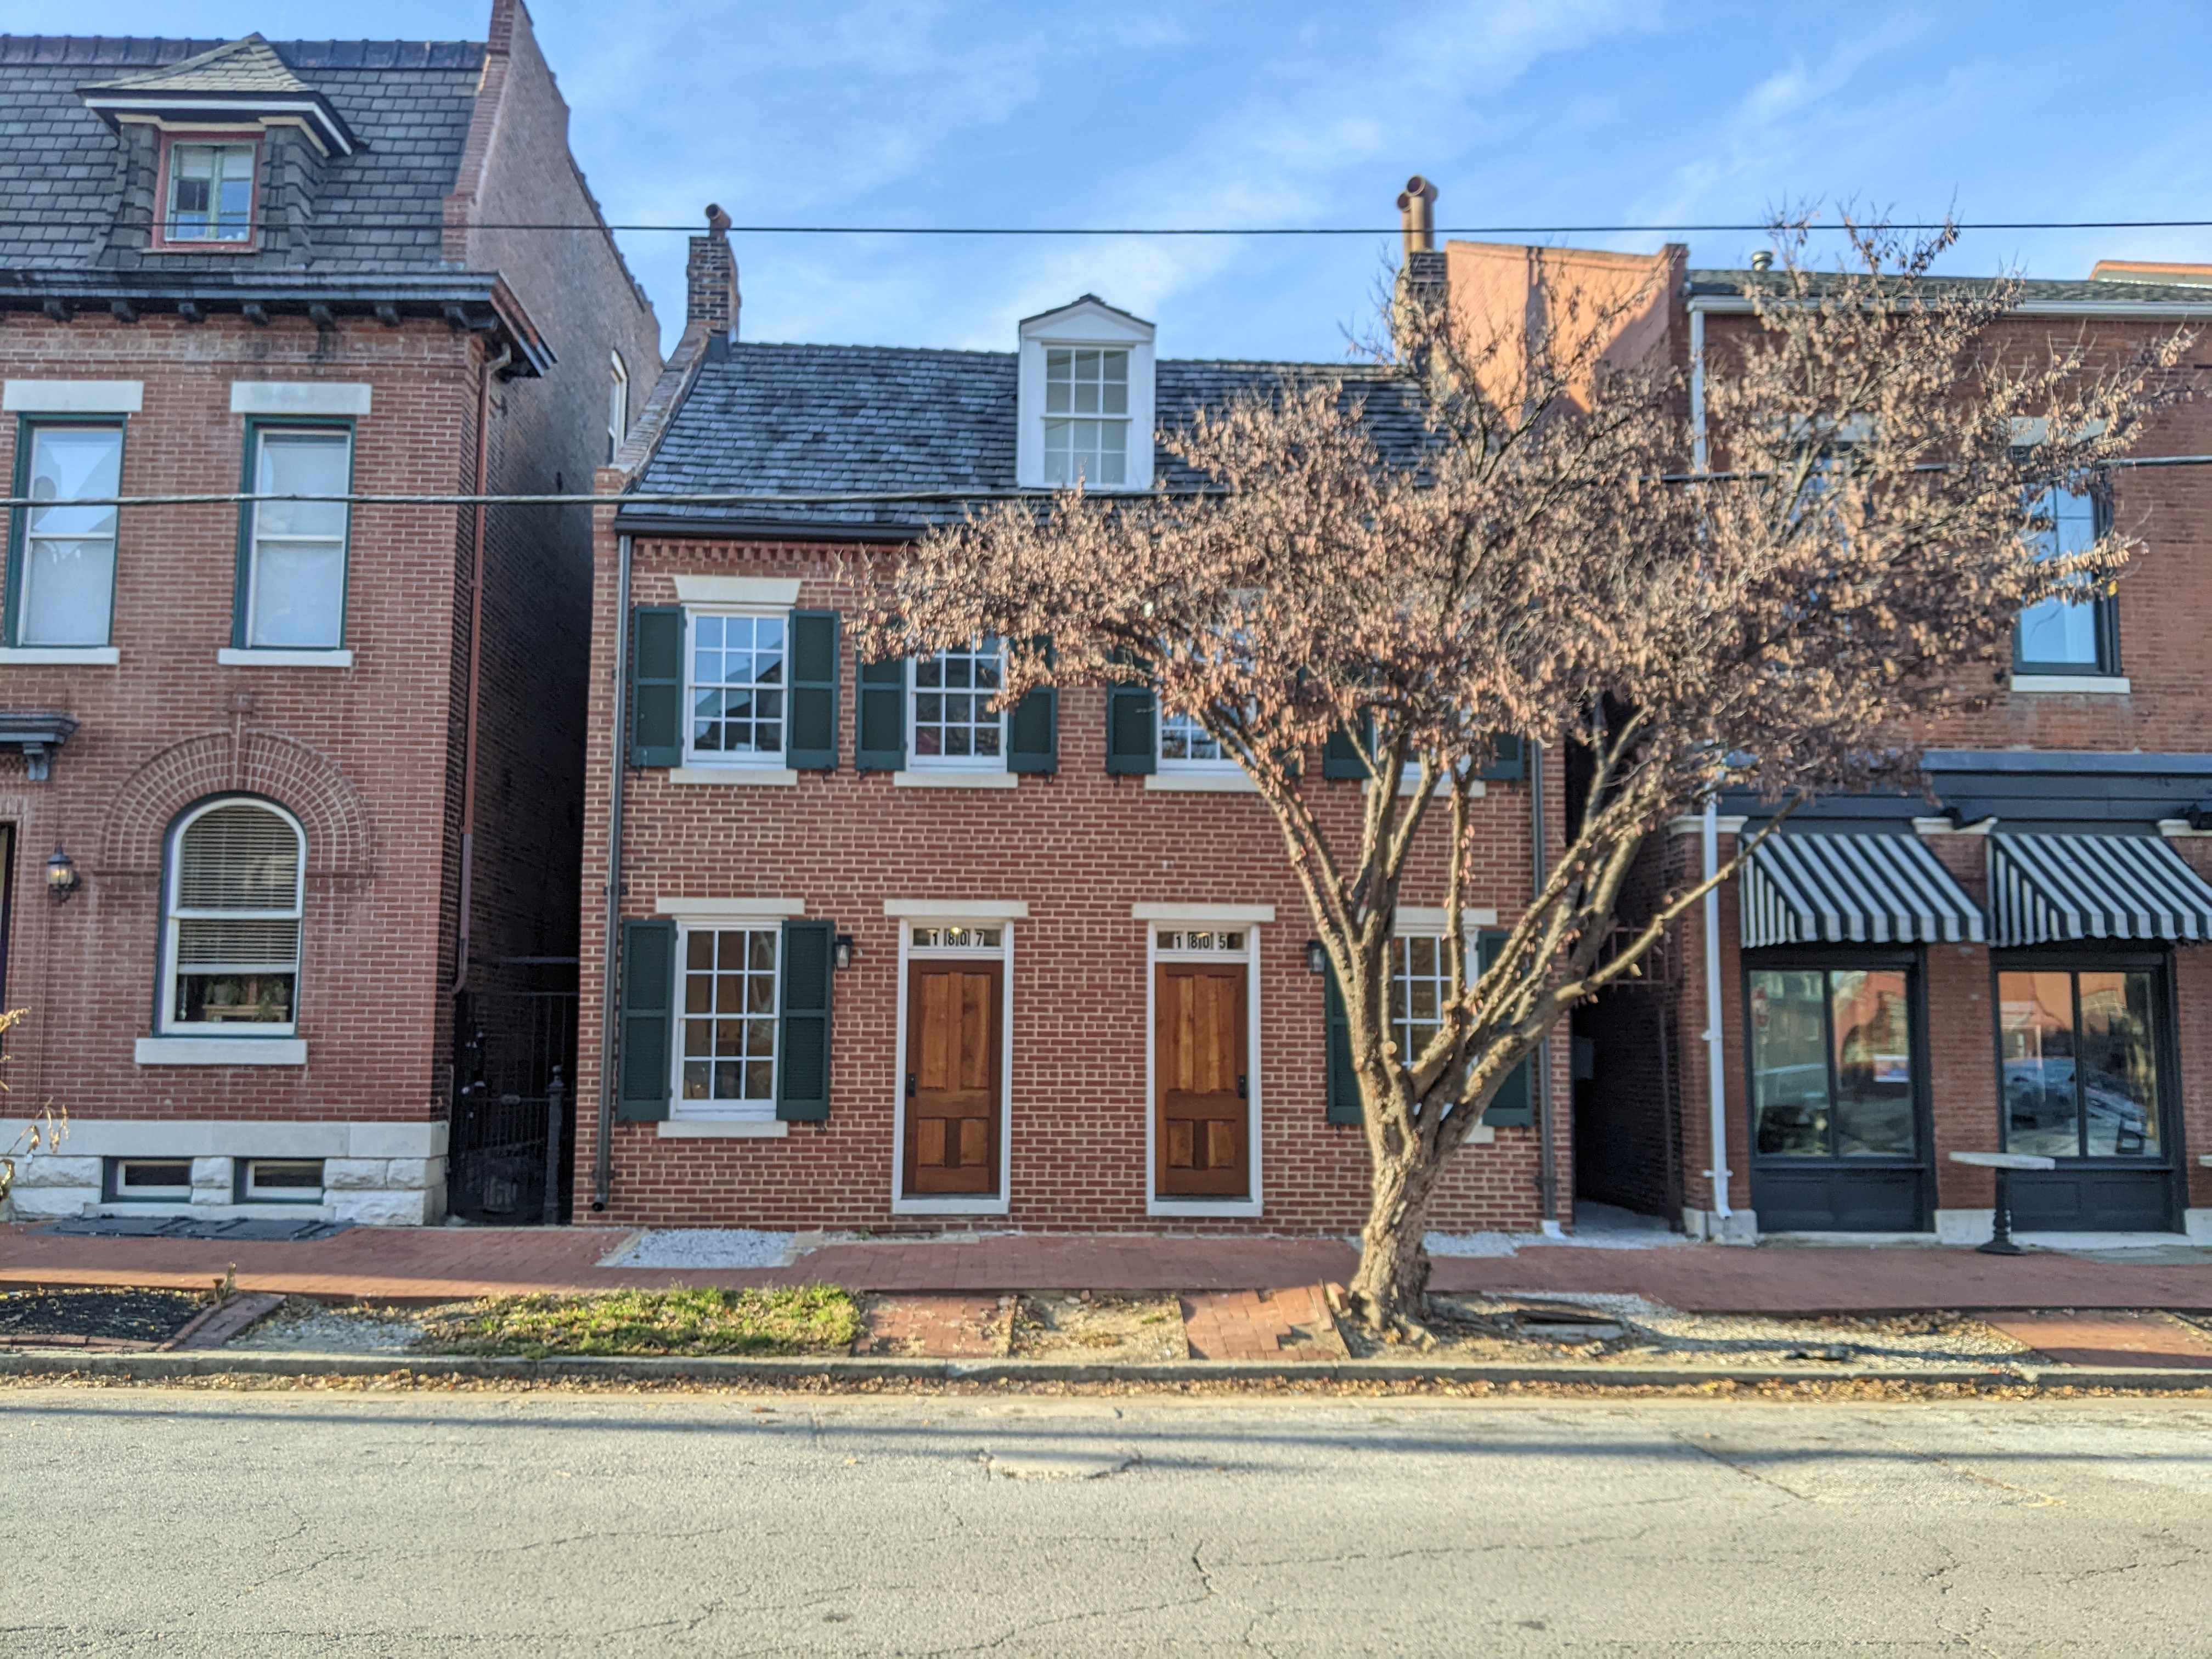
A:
[1541, 247, 2212, 1244]
[1, 7, 660, 1225]
[574, 223, 1569, 1232]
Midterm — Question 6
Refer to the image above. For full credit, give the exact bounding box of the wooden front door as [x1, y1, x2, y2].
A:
[1155, 962, 1249, 1197]
[903, 961, 1002, 1195]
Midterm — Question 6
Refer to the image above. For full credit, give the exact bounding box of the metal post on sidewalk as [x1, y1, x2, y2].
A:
[543, 1067, 566, 1226]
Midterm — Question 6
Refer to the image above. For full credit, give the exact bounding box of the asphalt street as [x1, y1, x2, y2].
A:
[3, 1386, 2210, 1656]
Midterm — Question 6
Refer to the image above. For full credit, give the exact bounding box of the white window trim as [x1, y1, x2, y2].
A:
[1, 646, 120, 665]
[156, 797, 307, 1040]
[891, 918, 1015, 1216]
[217, 648, 353, 668]
[884, 899, 1029, 919]
[681, 606, 791, 771]
[230, 382, 371, 417]
[666, 915, 783, 1124]
[2011, 673, 2131, 695]
[654, 896, 806, 918]
[906, 645, 1009, 774]
[1015, 298, 1157, 490]
[673, 575, 801, 607]
[1383, 912, 1499, 1147]
[4, 381, 142, 414]
[1146, 921, 1265, 1218]
[135, 1036, 308, 1066]
[1145, 770, 1256, 793]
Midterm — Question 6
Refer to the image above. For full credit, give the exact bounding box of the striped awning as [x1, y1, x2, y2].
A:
[1741, 833, 1986, 947]
[1988, 833, 2212, 946]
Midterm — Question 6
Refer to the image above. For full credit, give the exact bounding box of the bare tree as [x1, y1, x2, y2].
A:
[866, 222, 2189, 1336]
[0, 1009, 64, 1212]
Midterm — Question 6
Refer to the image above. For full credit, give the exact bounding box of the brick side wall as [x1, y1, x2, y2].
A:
[572, 533, 1572, 1233]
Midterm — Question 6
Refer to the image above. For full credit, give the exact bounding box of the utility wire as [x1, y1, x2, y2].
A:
[9, 219, 2212, 237]
[8, 453, 2208, 511]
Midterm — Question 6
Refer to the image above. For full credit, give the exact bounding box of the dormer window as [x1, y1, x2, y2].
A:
[1044, 348, 1129, 485]
[1017, 297, 1155, 492]
[163, 139, 256, 243]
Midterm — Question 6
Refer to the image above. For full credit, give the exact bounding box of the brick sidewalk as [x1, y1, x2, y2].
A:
[6, 1224, 2212, 1312]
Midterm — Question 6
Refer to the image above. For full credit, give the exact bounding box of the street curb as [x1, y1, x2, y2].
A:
[2, 1347, 2209, 1390]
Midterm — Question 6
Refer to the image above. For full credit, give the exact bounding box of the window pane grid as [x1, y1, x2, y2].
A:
[1390, 935, 1451, 1068]
[681, 928, 779, 1104]
[247, 430, 349, 649]
[167, 803, 302, 1030]
[1043, 347, 1129, 485]
[689, 613, 786, 758]
[166, 143, 255, 242]
[913, 640, 1003, 761]
[1160, 710, 1227, 764]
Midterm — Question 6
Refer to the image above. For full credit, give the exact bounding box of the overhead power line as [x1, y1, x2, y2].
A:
[8, 218, 2212, 237]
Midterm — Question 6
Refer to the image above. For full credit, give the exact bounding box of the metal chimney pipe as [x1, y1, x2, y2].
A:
[1396, 175, 1438, 259]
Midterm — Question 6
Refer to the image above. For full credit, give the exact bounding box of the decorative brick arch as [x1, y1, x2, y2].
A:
[99, 731, 376, 878]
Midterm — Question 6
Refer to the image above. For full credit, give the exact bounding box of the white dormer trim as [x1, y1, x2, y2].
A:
[1016, 296, 1156, 492]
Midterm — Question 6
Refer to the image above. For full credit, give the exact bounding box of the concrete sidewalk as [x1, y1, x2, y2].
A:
[8, 1222, 2212, 1311]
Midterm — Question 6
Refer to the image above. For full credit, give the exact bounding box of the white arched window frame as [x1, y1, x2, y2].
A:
[159, 797, 307, 1037]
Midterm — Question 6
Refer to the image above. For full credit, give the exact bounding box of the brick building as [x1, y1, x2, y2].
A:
[1538, 250, 2212, 1243]
[0, 5, 661, 1224]
[573, 221, 1569, 1233]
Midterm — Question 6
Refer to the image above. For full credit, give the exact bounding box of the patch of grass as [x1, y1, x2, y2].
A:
[419, 1285, 861, 1358]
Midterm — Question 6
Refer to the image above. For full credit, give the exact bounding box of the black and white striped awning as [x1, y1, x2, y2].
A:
[1988, 833, 2212, 946]
[1741, 833, 1986, 947]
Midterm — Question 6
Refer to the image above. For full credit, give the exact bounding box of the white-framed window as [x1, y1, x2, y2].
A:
[2016, 483, 2113, 673]
[608, 352, 630, 462]
[243, 425, 351, 649]
[160, 798, 306, 1036]
[13, 422, 123, 647]
[911, 637, 1005, 768]
[1158, 708, 1239, 770]
[676, 924, 781, 1118]
[686, 610, 786, 764]
[910, 925, 1004, 949]
[107, 1158, 193, 1202]
[162, 140, 256, 244]
[242, 1159, 324, 1203]
[1389, 932, 1457, 1064]
[1043, 348, 1128, 485]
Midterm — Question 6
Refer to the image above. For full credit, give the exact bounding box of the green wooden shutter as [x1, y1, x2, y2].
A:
[777, 918, 833, 1120]
[857, 658, 906, 771]
[1007, 687, 1058, 772]
[1324, 961, 1361, 1124]
[1477, 734, 1526, 782]
[1323, 726, 1370, 780]
[1477, 930, 1533, 1125]
[616, 918, 675, 1120]
[629, 606, 684, 768]
[785, 610, 840, 771]
[1105, 686, 1156, 774]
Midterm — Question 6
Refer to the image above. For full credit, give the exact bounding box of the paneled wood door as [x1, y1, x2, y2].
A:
[903, 960, 1002, 1196]
[1155, 962, 1249, 1197]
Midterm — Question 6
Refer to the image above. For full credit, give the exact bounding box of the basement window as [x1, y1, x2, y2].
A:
[241, 1159, 324, 1202]
[106, 1158, 194, 1202]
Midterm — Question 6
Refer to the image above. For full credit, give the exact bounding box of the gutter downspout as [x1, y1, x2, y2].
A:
[1688, 300, 1733, 1228]
[592, 530, 633, 1211]
[453, 341, 512, 998]
[1701, 797, 1732, 1223]
[1531, 738, 1562, 1236]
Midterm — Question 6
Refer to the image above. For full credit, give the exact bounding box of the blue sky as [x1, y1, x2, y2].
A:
[20, 1, 2212, 362]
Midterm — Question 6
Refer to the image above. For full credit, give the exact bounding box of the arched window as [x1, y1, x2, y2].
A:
[161, 799, 305, 1035]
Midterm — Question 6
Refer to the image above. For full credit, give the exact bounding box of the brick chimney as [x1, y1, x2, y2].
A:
[687, 204, 740, 344]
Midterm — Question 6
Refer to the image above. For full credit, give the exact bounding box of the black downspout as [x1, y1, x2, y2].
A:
[592, 531, 633, 1211]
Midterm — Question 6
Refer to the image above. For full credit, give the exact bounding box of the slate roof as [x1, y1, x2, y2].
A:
[87, 33, 310, 94]
[0, 35, 486, 274]
[624, 343, 1432, 535]
[1688, 268, 2212, 307]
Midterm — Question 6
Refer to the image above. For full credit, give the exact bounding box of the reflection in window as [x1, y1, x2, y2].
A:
[1748, 968, 1915, 1158]
[245, 428, 350, 648]
[2016, 485, 2108, 670]
[17, 425, 122, 647]
[913, 640, 1002, 763]
[165, 800, 303, 1032]
[1043, 348, 1128, 485]
[1999, 968, 2160, 1158]
[689, 613, 785, 758]
[166, 142, 255, 242]
[680, 927, 778, 1108]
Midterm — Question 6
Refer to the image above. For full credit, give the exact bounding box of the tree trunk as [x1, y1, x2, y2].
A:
[1346, 1141, 1444, 1337]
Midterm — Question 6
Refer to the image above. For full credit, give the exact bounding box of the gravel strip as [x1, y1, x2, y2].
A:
[224, 1298, 430, 1354]
[597, 1229, 798, 1269]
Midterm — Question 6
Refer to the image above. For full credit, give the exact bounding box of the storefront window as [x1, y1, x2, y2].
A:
[1748, 967, 1915, 1159]
[1999, 969, 2160, 1159]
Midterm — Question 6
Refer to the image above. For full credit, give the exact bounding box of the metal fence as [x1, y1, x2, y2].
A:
[449, 966, 579, 1224]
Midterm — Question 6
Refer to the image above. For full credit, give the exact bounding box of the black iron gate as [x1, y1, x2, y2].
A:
[450, 961, 579, 1224]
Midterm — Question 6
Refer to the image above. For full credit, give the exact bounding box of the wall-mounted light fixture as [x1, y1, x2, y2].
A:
[833, 933, 855, 971]
[46, 845, 80, 904]
[1305, 938, 1328, 976]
